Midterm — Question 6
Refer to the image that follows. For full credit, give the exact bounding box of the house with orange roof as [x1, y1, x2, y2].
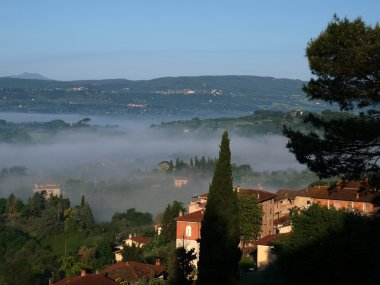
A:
[175, 209, 204, 267]
[114, 235, 152, 262]
[295, 181, 380, 215]
[53, 270, 117, 285]
[100, 261, 166, 284]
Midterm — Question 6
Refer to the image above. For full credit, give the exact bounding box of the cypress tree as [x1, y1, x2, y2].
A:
[197, 131, 241, 285]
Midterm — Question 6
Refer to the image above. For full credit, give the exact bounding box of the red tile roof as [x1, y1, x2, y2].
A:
[297, 184, 379, 203]
[254, 233, 290, 246]
[274, 189, 298, 201]
[101, 261, 166, 283]
[54, 274, 117, 285]
[176, 210, 204, 222]
[237, 189, 276, 203]
[273, 216, 291, 226]
[131, 236, 151, 245]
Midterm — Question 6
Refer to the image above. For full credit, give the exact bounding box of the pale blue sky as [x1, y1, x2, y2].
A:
[1, 0, 379, 81]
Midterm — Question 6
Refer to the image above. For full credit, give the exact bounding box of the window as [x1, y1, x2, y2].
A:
[185, 226, 192, 237]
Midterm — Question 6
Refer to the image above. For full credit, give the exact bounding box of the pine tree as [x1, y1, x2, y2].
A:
[284, 16, 380, 185]
[197, 131, 241, 285]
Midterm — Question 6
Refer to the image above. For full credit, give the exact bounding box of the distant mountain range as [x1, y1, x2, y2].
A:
[0, 75, 334, 117]
[10, 72, 51, 80]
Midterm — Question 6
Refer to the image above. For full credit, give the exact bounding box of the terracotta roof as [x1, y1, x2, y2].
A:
[296, 185, 379, 203]
[54, 274, 117, 285]
[192, 193, 208, 199]
[274, 189, 298, 201]
[176, 210, 204, 222]
[273, 216, 291, 226]
[101, 261, 166, 283]
[131, 236, 151, 245]
[237, 189, 276, 203]
[254, 233, 289, 246]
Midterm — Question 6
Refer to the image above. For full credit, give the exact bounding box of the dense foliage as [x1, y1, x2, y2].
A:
[167, 245, 197, 285]
[272, 204, 380, 285]
[197, 131, 241, 285]
[160, 201, 185, 243]
[0, 191, 156, 283]
[238, 194, 262, 244]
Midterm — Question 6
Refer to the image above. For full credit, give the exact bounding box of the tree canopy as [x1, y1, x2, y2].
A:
[284, 16, 380, 185]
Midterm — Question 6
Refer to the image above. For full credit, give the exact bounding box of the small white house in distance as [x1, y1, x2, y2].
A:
[33, 183, 61, 198]
[174, 177, 189, 188]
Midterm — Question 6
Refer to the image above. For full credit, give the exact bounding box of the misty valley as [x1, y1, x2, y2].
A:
[0, 111, 320, 221]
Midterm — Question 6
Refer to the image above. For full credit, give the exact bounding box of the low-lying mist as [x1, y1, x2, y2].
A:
[0, 113, 306, 221]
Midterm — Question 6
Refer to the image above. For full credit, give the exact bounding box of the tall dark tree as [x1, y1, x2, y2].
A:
[284, 16, 380, 186]
[197, 131, 241, 285]
[161, 201, 185, 243]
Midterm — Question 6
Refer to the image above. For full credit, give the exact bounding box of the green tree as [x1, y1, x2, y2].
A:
[27, 192, 45, 216]
[93, 234, 115, 269]
[168, 245, 197, 285]
[121, 243, 144, 262]
[160, 201, 185, 243]
[284, 16, 380, 186]
[197, 131, 241, 285]
[238, 194, 262, 244]
[273, 204, 380, 285]
[77, 202, 95, 230]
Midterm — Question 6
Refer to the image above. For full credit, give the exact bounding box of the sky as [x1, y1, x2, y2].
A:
[1, 0, 379, 81]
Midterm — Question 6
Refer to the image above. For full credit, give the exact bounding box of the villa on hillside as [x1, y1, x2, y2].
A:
[174, 177, 190, 188]
[33, 182, 61, 198]
[114, 234, 152, 262]
[175, 209, 204, 267]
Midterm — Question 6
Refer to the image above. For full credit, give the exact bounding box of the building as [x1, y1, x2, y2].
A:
[33, 183, 61, 198]
[273, 189, 297, 234]
[188, 193, 208, 213]
[176, 187, 276, 267]
[235, 188, 276, 237]
[295, 181, 380, 215]
[175, 210, 204, 266]
[188, 188, 276, 238]
[100, 261, 166, 284]
[253, 234, 289, 271]
[174, 177, 189, 188]
[53, 270, 117, 285]
[114, 235, 152, 262]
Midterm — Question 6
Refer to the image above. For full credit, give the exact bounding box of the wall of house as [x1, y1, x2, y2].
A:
[313, 199, 374, 214]
[294, 196, 312, 209]
[256, 245, 277, 271]
[274, 198, 294, 219]
[176, 238, 200, 267]
[261, 199, 274, 237]
[176, 221, 201, 240]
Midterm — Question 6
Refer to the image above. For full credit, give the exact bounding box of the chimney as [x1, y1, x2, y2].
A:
[95, 270, 99, 274]
[155, 258, 161, 266]
[81, 269, 86, 277]
[179, 210, 183, 217]
[48, 278, 53, 285]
